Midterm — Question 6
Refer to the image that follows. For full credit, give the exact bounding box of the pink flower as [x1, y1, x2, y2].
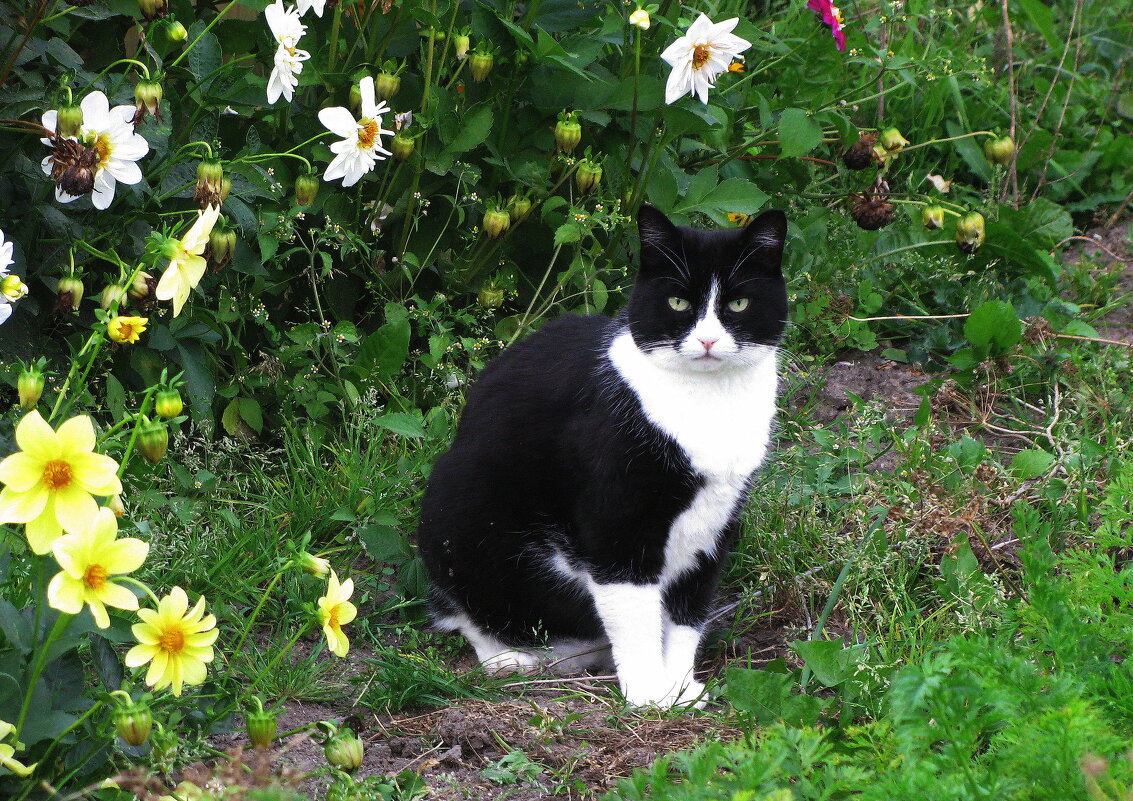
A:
[807, 0, 847, 51]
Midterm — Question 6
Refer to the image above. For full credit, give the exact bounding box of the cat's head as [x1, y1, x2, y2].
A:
[625, 204, 788, 374]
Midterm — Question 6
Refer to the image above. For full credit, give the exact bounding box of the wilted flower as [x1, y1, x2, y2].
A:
[629, 8, 650, 29]
[926, 173, 952, 193]
[807, 0, 846, 51]
[318, 570, 357, 657]
[108, 315, 148, 344]
[155, 204, 222, 316]
[137, 0, 168, 20]
[922, 204, 946, 230]
[57, 275, 84, 311]
[842, 134, 877, 170]
[125, 587, 218, 696]
[0, 411, 123, 555]
[660, 14, 750, 105]
[194, 160, 225, 208]
[849, 177, 894, 230]
[265, 0, 310, 104]
[877, 126, 909, 151]
[40, 91, 149, 209]
[482, 207, 511, 239]
[99, 283, 128, 311]
[47, 507, 148, 629]
[318, 76, 394, 187]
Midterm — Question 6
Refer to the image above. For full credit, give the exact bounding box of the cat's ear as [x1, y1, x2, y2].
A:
[637, 204, 681, 257]
[740, 209, 787, 273]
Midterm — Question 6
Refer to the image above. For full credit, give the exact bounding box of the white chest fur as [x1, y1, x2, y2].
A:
[607, 330, 778, 584]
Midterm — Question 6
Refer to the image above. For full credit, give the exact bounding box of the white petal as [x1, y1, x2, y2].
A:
[79, 91, 110, 128]
[319, 106, 360, 138]
[106, 158, 142, 185]
[0, 302, 11, 326]
[659, 39, 690, 67]
[359, 76, 377, 117]
[42, 110, 58, 134]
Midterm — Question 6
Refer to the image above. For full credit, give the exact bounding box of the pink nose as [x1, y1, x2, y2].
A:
[699, 338, 717, 351]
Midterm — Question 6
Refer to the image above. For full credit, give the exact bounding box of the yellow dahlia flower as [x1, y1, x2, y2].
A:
[0, 719, 36, 777]
[318, 570, 357, 657]
[0, 411, 122, 554]
[47, 507, 148, 629]
[125, 587, 217, 696]
[107, 315, 148, 344]
[155, 204, 221, 317]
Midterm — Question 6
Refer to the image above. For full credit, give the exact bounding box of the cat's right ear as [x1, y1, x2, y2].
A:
[636, 204, 681, 258]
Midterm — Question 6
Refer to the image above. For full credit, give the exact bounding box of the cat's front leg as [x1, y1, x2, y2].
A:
[586, 580, 680, 706]
[662, 618, 707, 708]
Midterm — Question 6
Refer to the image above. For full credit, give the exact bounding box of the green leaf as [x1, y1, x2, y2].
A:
[1012, 448, 1055, 480]
[790, 639, 854, 687]
[777, 108, 823, 159]
[1016, 0, 1059, 51]
[375, 412, 426, 438]
[358, 522, 411, 563]
[239, 397, 263, 433]
[187, 28, 222, 83]
[221, 397, 242, 436]
[431, 105, 493, 175]
[725, 666, 792, 721]
[356, 318, 410, 377]
[554, 221, 582, 246]
[964, 300, 1022, 352]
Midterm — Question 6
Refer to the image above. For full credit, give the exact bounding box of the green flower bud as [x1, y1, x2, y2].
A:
[18, 366, 45, 410]
[209, 225, 237, 269]
[246, 707, 278, 751]
[108, 493, 126, 517]
[554, 111, 582, 154]
[983, 135, 1015, 165]
[375, 72, 401, 101]
[468, 50, 493, 82]
[955, 211, 986, 253]
[56, 104, 84, 138]
[483, 208, 511, 239]
[506, 193, 531, 223]
[134, 80, 163, 121]
[477, 283, 505, 308]
[575, 159, 603, 194]
[155, 389, 183, 419]
[57, 275, 84, 311]
[165, 20, 188, 42]
[295, 173, 320, 206]
[453, 33, 471, 60]
[128, 270, 154, 301]
[878, 126, 909, 151]
[99, 283, 128, 311]
[297, 551, 331, 576]
[324, 727, 364, 772]
[137, 0, 168, 19]
[391, 132, 415, 162]
[138, 417, 170, 463]
[113, 700, 153, 747]
[921, 204, 946, 230]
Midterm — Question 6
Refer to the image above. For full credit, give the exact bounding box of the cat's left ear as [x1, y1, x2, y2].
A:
[740, 209, 788, 273]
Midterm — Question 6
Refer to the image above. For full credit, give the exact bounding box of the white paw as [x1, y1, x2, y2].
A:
[620, 673, 705, 709]
[481, 649, 541, 675]
[673, 679, 707, 709]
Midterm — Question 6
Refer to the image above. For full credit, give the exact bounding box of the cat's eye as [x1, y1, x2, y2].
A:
[668, 297, 691, 312]
[727, 298, 750, 312]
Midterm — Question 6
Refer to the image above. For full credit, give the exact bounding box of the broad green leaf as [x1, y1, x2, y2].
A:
[1012, 448, 1055, 480]
[777, 108, 823, 158]
[1016, 0, 1059, 51]
[964, 300, 1022, 351]
[357, 318, 411, 377]
[376, 412, 426, 438]
[239, 397, 263, 433]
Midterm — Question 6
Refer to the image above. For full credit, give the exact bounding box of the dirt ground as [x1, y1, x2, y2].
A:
[199, 223, 1132, 800]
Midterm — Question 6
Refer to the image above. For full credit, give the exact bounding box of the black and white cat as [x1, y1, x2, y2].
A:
[418, 204, 787, 707]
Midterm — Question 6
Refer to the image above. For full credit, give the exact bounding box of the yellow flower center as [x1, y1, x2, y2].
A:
[92, 132, 112, 167]
[160, 627, 186, 653]
[119, 322, 137, 339]
[84, 564, 109, 590]
[692, 44, 712, 70]
[42, 460, 73, 490]
[357, 119, 379, 149]
[328, 606, 341, 628]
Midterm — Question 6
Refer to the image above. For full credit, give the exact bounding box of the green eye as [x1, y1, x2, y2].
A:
[668, 297, 691, 311]
[727, 298, 750, 312]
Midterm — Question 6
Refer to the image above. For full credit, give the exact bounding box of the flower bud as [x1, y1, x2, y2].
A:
[57, 275, 84, 311]
[298, 551, 331, 576]
[134, 80, 163, 123]
[219, 176, 232, 204]
[1, 275, 28, 301]
[171, 781, 203, 801]
[390, 132, 415, 162]
[294, 173, 320, 206]
[477, 283, 505, 308]
[208, 226, 237, 269]
[246, 708, 278, 750]
[165, 20, 188, 42]
[453, 32, 471, 59]
[155, 389, 184, 419]
[955, 211, 986, 253]
[467, 50, 493, 82]
[113, 700, 153, 747]
[107, 315, 148, 345]
[348, 81, 364, 114]
[506, 194, 531, 223]
[99, 283, 128, 311]
[554, 111, 582, 154]
[137, 0, 168, 20]
[107, 494, 126, 517]
[983, 135, 1014, 166]
[324, 728, 364, 772]
[877, 126, 909, 151]
[375, 72, 401, 101]
[482, 208, 510, 239]
[575, 159, 603, 194]
[921, 204, 945, 230]
[138, 418, 170, 463]
[195, 160, 225, 208]
[629, 8, 650, 29]
[18, 367, 45, 409]
[841, 134, 877, 170]
[56, 104, 84, 139]
[129, 271, 155, 302]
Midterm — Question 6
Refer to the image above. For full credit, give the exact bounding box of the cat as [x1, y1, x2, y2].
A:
[417, 203, 787, 707]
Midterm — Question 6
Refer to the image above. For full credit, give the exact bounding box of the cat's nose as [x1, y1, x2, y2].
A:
[699, 338, 717, 352]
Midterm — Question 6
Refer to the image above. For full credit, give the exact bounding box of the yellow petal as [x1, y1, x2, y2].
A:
[55, 415, 96, 456]
[96, 581, 140, 613]
[163, 587, 190, 620]
[136, 607, 159, 626]
[155, 262, 183, 303]
[181, 656, 208, 687]
[24, 505, 62, 555]
[0, 484, 49, 524]
[336, 601, 358, 626]
[103, 537, 149, 574]
[51, 484, 97, 535]
[69, 452, 122, 495]
[145, 648, 170, 689]
[14, 411, 59, 461]
[166, 653, 184, 696]
[181, 645, 215, 663]
[125, 643, 158, 666]
[51, 532, 86, 578]
[0, 452, 45, 492]
[184, 627, 219, 648]
[47, 572, 84, 615]
[88, 598, 111, 629]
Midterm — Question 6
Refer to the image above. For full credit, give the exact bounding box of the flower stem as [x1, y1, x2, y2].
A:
[118, 576, 161, 606]
[327, 1, 345, 73]
[167, 1, 238, 71]
[117, 385, 159, 476]
[899, 131, 995, 153]
[15, 612, 73, 740]
[229, 570, 285, 659]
